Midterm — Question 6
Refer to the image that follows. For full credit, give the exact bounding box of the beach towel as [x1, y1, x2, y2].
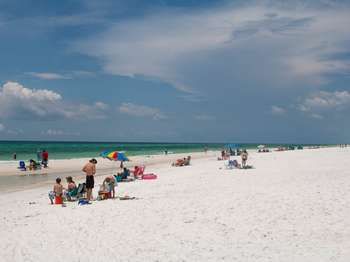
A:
[118, 196, 137, 200]
[78, 199, 90, 205]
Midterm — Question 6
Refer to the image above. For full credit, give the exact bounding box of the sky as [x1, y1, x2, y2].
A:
[0, 0, 350, 143]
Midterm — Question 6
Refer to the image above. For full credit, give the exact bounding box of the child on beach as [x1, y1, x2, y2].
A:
[49, 177, 64, 205]
[53, 178, 63, 197]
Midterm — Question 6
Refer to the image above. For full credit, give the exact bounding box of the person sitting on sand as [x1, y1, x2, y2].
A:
[132, 166, 141, 178]
[172, 158, 185, 166]
[241, 150, 248, 168]
[53, 177, 63, 198]
[65, 176, 77, 200]
[98, 183, 109, 200]
[120, 167, 130, 180]
[183, 156, 191, 166]
[103, 176, 116, 198]
[29, 159, 39, 171]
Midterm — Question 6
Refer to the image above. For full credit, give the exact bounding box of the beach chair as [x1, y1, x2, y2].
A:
[18, 161, 26, 171]
[65, 187, 79, 201]
[76, 183, 86, 199]
[225, 160, 239, 169]
[133, 166, 145, 179]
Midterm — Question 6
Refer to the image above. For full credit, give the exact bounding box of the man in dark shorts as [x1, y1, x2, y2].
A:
[82, 158, 97, 201]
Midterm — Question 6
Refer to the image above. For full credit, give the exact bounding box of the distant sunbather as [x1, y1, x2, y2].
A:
[183, 156, 191, 166]
[172, 156, 191, 167]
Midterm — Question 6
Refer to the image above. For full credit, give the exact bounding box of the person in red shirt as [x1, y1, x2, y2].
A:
[42, 150, 49, 168]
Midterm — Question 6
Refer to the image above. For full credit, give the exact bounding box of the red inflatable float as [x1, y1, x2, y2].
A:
[142, 173, 157, 180]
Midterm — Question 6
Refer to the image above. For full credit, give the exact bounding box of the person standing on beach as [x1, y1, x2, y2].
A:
[82, 158, 97, 201]
[42, 150, 49, 168]
[241, 150, 248, 168]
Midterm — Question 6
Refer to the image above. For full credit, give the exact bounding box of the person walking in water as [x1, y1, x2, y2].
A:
[41, 150, 49, 168]
[82, 158, 97, 201]
[13, 153, 17, 160]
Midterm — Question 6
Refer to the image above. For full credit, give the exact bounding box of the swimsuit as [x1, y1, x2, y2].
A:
[86, 175, 94, 189]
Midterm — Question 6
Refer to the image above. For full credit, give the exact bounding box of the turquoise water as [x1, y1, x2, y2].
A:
[0, 141, 326, 161]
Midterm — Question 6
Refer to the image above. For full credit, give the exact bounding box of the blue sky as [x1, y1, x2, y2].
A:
[0, 0, 350, 143]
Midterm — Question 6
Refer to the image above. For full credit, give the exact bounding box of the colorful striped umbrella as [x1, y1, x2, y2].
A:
[100, 150, 129, 161]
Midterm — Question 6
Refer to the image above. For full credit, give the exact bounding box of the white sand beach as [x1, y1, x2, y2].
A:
[0, 147, 350, 262]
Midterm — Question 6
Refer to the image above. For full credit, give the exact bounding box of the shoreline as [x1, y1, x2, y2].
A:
[0, 145, 335, 193]
[0, 150, 219, 193]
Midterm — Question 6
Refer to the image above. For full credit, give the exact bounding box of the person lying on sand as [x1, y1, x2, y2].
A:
[172, 156, 191, 167]
[172, 158, 185, 166]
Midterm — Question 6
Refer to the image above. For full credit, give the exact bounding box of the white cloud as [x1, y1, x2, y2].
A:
[299, 90, 350, 112]
[0, 81, 108, 120]
[119, 103, 166, 120]
[42, 129, 80, 136]
[27, 72, 71, 80]
[74, 3, 350, 92]
[271, 105, 286, 115]
[298, 90, 350, 118]
[0, 123, 4, 132]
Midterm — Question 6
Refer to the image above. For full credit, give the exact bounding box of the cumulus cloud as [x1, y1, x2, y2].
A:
[298, 90, 350, 118]
[27, 72, 71, 80]
[299, 90, 350, 111]
[74, 2, 350, 93]
[0, 81, 108, 120]
[119, 103, 166, 120]
[271, 105, 286, 115]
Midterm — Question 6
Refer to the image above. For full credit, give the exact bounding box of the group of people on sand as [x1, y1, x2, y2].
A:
[51, 158, 113, 204]
[50, 176, 78, 204]
[218, 148, 246, 160]
[50, 158, 147, 204]
[222, 149, 250, 169]
[172, 156, 191, 167]
[26, 150, 49, 171]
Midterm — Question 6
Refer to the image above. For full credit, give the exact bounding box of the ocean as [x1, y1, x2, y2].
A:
[0, 141, 323, 161]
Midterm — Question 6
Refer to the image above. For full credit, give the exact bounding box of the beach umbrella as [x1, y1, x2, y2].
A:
[225, 143, 240, 149]
[100, 150, 129, 161]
